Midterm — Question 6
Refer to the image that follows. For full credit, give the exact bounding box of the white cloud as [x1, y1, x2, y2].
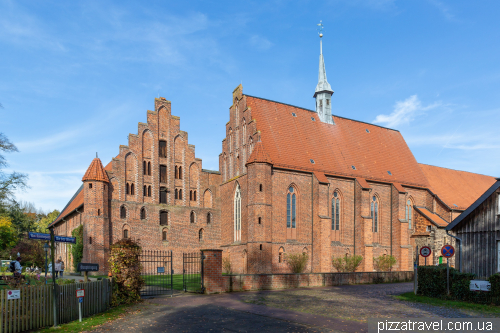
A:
[249, 35, 273, 50]
[373, 95, 440, 128]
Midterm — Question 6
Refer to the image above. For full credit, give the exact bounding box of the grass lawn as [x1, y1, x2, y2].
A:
[395, 292, 500, 315]
[142, 274, 201, 291]
[33, 304, 134, 333]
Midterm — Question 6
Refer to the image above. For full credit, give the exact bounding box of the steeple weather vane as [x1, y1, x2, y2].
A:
[317, 20, 324, 38]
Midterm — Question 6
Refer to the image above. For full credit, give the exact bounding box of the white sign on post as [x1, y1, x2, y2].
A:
[7, 290, 20, 300]
[470, 280, 491, 292]
[76, 289, 85, 298]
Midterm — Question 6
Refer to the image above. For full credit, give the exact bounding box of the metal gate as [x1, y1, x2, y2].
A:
[183, 252, 204, 293]
[140, 250, 173, 297]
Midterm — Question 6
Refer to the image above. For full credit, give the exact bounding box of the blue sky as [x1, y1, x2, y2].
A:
[2, 0, 500, 211]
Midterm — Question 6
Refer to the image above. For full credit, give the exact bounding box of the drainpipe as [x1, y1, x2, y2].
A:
[446, 231, 462, 272]
[353, 181, 356, 256]
[311, 173, 314, 273]
[390, 186, 393, 259]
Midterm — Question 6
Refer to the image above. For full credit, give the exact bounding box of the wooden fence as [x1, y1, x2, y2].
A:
[0, 279, 112, 333]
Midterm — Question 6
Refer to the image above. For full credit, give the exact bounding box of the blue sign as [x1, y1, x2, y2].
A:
[157, 267, 165, 273]
[28, 232, 51, 241]
[55, 236, 76, 244]
[79, 297, 83, 303]
[441, 245, 455, 258]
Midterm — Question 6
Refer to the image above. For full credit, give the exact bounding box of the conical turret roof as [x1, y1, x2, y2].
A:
[246, 141, 272, 165]
[82, 158, 109, 182]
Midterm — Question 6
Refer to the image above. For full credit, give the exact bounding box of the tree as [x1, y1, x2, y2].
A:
[0, 215, 17, 249]
[36, 210, 60, 233]
[0, 132, 28, 208]
[71, 225, 83, 271]
[10, 236, 44, 267]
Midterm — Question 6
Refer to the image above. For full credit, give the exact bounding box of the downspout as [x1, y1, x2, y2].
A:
[390, 186, 393, 258]
[446, 230, 462, 272]
[353, 181, 356, 256]
[311, 173, 314, 273]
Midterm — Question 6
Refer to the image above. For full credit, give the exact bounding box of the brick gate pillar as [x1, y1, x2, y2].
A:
[201, 249, 224, 294]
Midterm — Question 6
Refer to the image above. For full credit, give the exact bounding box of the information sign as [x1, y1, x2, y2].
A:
[7, 290, 20, 300]
[76, 289, 85, 298]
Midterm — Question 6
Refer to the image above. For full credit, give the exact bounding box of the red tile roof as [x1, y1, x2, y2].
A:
[246, 141, 272, 165]
[82, 158, 109, 183]
[414, 206, 449, 227]
[246, 95, 430, 187]
[419, 164, 496, 210]
[50, 185, 84, 227]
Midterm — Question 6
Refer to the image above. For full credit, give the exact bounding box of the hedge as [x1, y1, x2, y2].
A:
[417, 266, 500, 305]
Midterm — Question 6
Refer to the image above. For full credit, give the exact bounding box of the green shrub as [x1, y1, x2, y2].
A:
[71, 225, 83, 271]
[285, 252, 309, 273]
[488, 274, 500, 305]
[331, 255, 363, 272]
[373, 255, 397, 272]
[109, 238, 144, 306]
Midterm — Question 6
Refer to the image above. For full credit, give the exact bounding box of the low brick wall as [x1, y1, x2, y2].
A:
[217, 271, 413, 293]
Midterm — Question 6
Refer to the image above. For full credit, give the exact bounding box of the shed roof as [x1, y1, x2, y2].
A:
[414, 206, 449, 227]
[446, 179, 500, 231]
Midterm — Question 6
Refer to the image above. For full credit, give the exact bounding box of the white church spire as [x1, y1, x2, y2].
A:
[314, 21, 334, 124]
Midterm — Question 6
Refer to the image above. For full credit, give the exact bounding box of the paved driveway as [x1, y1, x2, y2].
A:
[92, 283, 497, 333]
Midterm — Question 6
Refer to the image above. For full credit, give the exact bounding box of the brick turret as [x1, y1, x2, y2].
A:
[82, 157, 110, 274]
[245, 141, 273, 273]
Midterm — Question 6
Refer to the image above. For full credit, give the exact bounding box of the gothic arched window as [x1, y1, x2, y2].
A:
[175, 165, 178, 179]
[140, 207, 146, 220]
[130, 183, 135, 195]
[159, 140, 166, 158]
[120, 206, 126, 219]
[143, 185, 147, 196]
[126, 183, 130, 195]
[175, 188, 178, 200]
[406, 199, 413, 229]
[234, 184, 241, 242]
[190, 211, 195, 223]
[287, 186, 296, 229]
[207, 212, 211, 224]
[148, 161, 151, 175]
[160, 187, 167, 204]
[371, 195, 379, 232]
[147, 186, 151, 197]
[179, 189, 183, 199]
[332, 191, 340, 231]
[143, 161, 147, 175]
[199, 228, 204, 241]
[279, 247, 284, 263]
[179, 166, 182, 179]
[162, 228, 167, 241]
[160, 211, 168, 226]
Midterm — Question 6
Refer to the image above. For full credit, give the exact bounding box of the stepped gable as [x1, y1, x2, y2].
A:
[246, 140, 272, 165]
[419, 163, 496, 210]
[82, 158, 109, 183]
[245, 95, 430, 187]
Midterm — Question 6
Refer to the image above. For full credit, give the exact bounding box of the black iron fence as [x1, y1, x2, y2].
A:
[140, 250, 173, 297]
[183, 252, 204, 293]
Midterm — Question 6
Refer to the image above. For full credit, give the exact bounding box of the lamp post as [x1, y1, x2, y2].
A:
[43, 242, 49, 284]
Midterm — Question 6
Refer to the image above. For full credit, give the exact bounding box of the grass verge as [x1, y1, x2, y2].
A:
[33, 304, 133, 333]
[395, 292, 500, 314]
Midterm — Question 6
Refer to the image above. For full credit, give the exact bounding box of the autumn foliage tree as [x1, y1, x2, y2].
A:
[0, 215, 17, 250]
[109, 238, 144, 306]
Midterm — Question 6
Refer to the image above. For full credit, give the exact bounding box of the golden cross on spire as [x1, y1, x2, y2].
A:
[317, 20, 324, 38]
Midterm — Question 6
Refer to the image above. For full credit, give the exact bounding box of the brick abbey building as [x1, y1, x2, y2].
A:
[49, 35, 496, 275]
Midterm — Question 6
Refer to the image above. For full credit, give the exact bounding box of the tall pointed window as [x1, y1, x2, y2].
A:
[126, 183, 130, 195]
[331, 191, 340, 230]
[371, 196, 379, 232]
[143, 185, 147, 196]
[179, 166, 182, 179]
[287, 187, 296, 229]
[190, 211, 195, 223]
[143, 161, 147, 175]
[406, 199, 413, 229]
[159, 140, 167, 158]
[140, 207, 146, 220]
[175, 166, 178, 179]
[175, 188, 178, 199]
[147, 186, 151, 197]
[148, 161, 151, 175]
[130, 183, 135, 195]
[234, 184, 241, 242]
[287, 186, 297, 239]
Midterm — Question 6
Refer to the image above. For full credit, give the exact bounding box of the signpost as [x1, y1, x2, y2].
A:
[420, 246, 432, 266]
[441, 245, 455, 295]
[77, 263, 99, 282]
[76, 289, 85, 322]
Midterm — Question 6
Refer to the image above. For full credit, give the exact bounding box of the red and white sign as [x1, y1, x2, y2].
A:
[420, 246, 432, 258]
[76, 289, 85, 298]
[7, 290, 20, 300]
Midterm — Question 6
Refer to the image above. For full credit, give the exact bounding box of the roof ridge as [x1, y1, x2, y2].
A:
[418, 163, 496, 178]
[243, 94, 399, 132]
